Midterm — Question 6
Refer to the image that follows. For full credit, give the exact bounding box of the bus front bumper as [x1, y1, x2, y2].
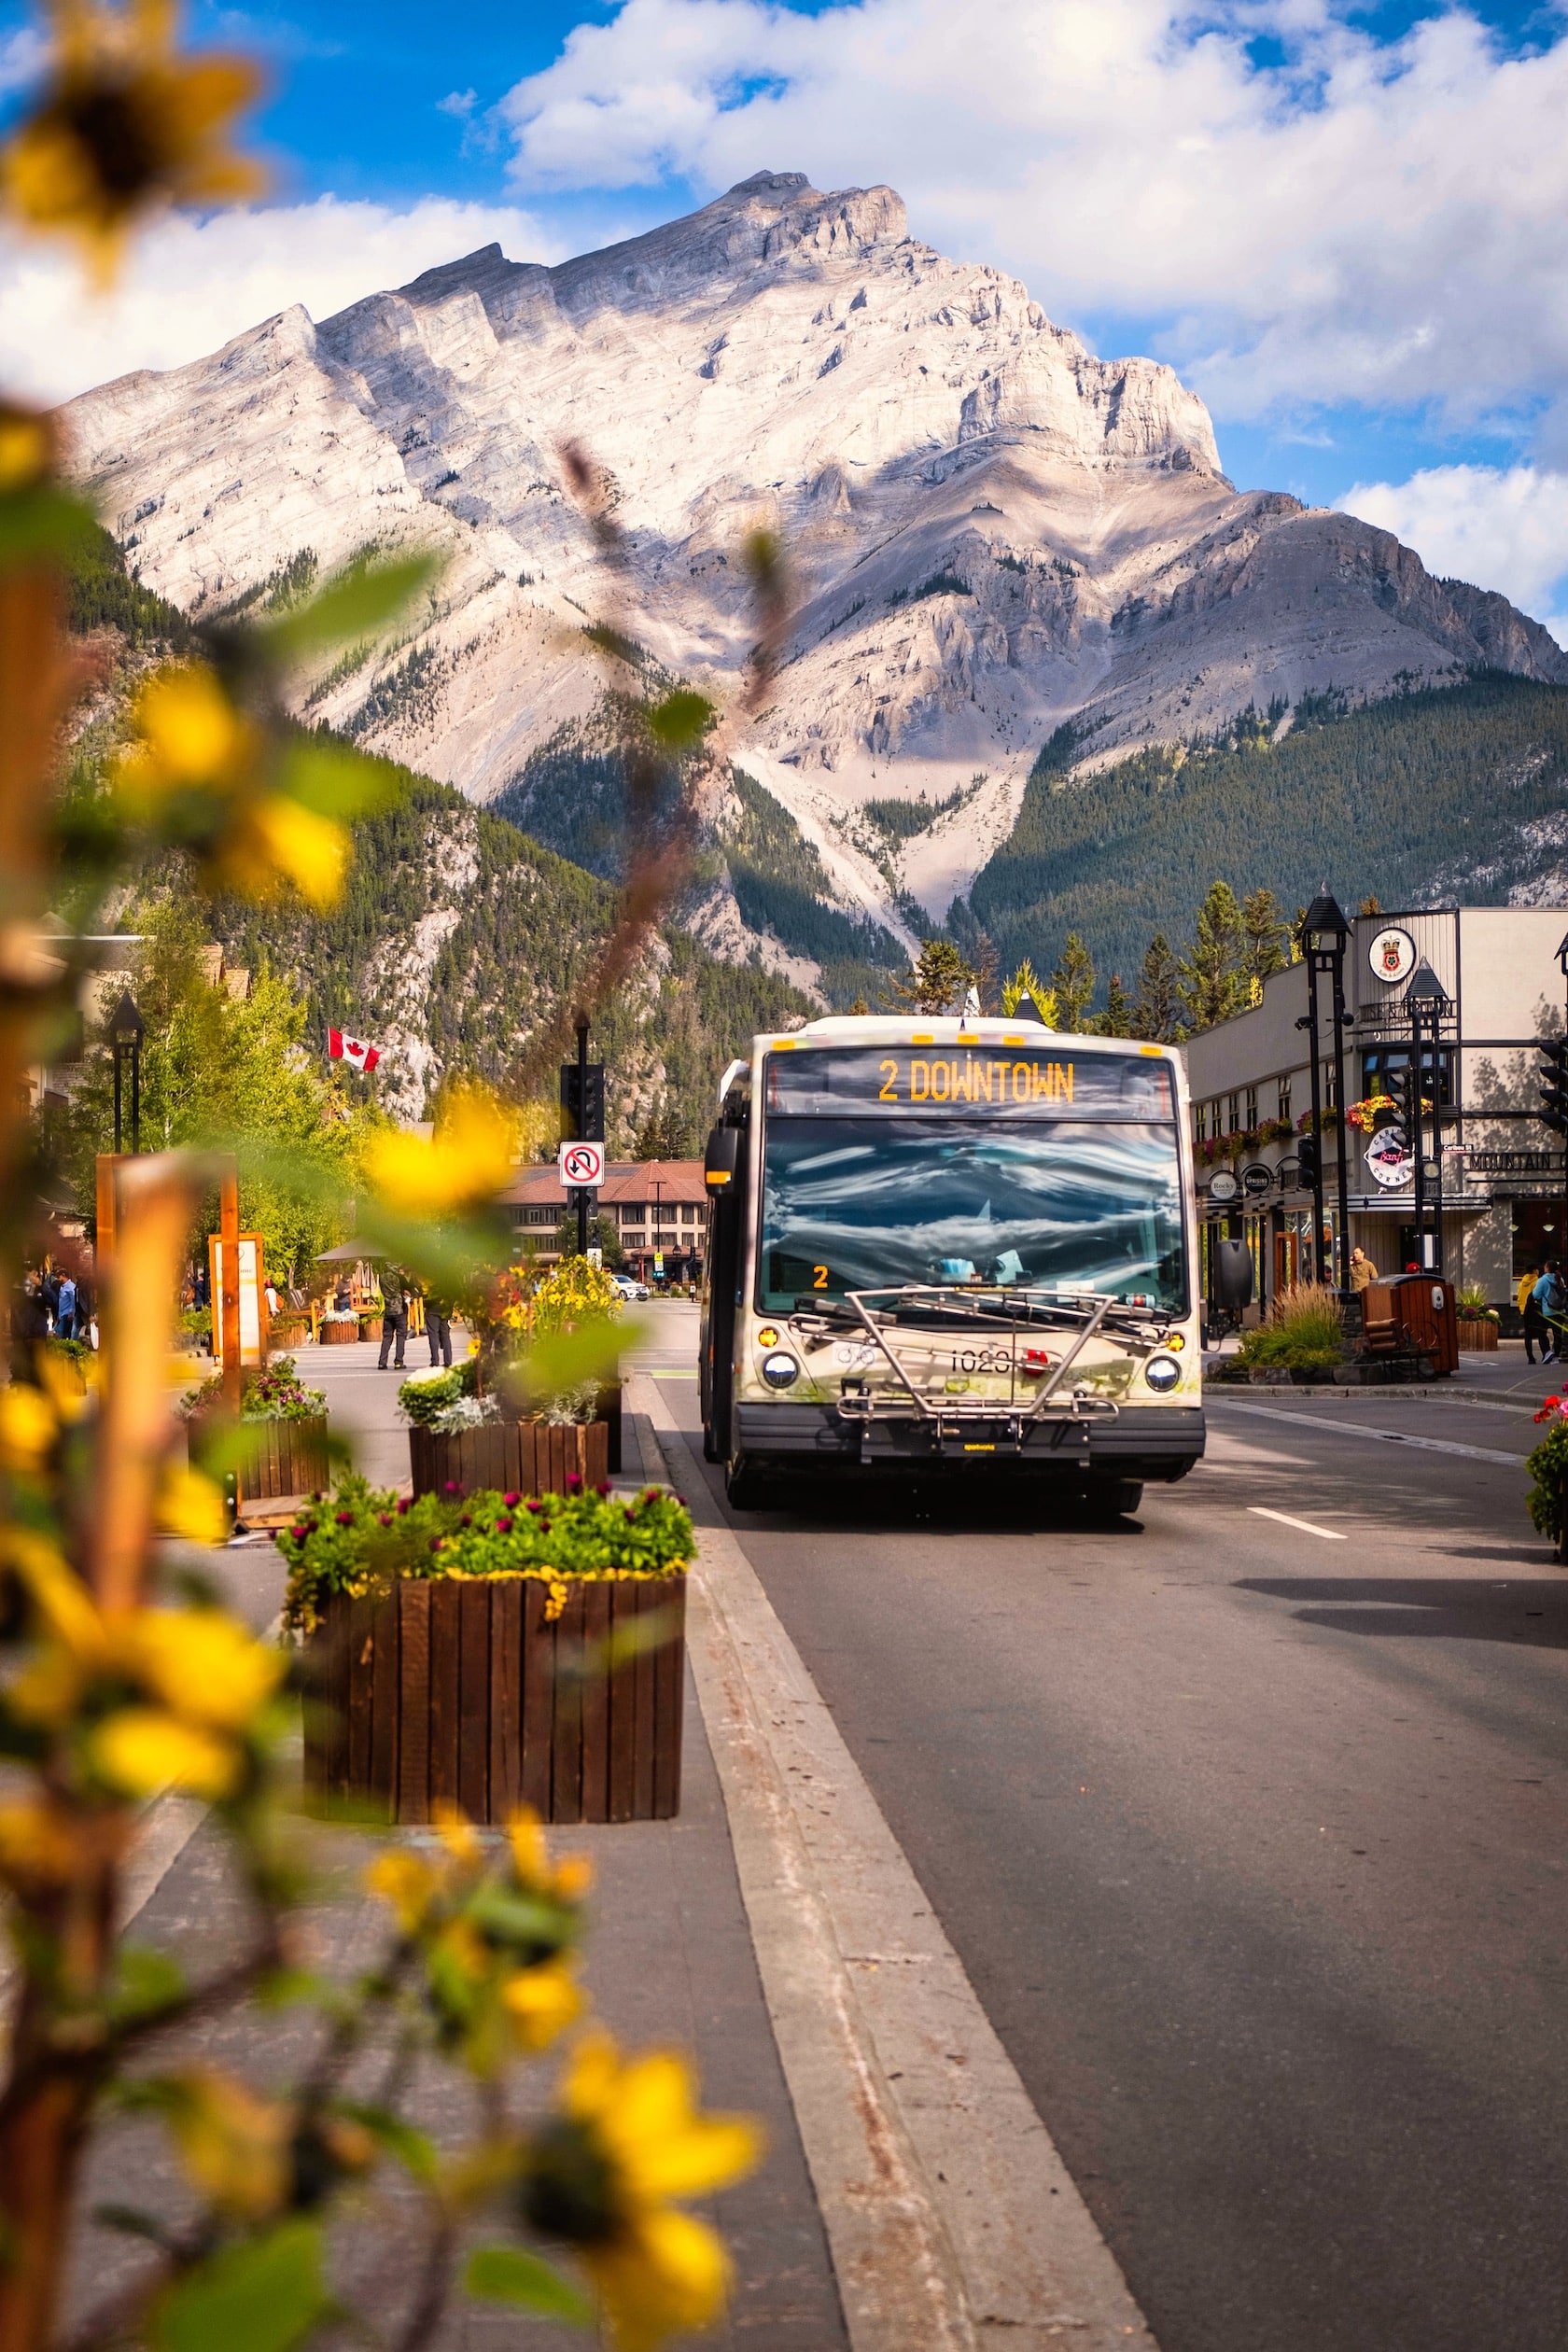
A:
[735, 1402, 1205, 1481]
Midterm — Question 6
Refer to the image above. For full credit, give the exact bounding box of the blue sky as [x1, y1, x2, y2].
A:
[2, 0, 1565, 630]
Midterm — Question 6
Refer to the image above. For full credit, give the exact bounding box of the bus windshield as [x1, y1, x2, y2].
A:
[760, 1044, 1187, 1312]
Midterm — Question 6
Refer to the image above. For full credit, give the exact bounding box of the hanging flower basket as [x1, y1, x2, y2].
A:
[284, 1482, 692, 1824]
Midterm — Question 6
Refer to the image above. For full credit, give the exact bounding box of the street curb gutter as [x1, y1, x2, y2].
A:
[634, 1379, 1157, 2352]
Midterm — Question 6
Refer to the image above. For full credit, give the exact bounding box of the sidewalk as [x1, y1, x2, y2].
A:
[71, 1351, 846, 2350]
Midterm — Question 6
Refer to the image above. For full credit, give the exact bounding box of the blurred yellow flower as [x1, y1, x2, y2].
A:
[0, 405, 52, 491]
[502, 1957, 583, 2053]
[366, 1085, 517, 1213]
[0, 1381, 57, 1470]
[115, 664, 254, 805]
[123, 1607, 283, 1729]
[155, 1462, 227, 1547]
[90, 1705, 239, 1799]
[365, 1849, 437, 1935]
[1, 0, 265, 284]
[161, 2066, 290, 2219]
[527, 2034, 761, 2352]
[433, 1802, 484, 1867]
[241, 793, 349, 913]
[0, 1797, 81, 1889]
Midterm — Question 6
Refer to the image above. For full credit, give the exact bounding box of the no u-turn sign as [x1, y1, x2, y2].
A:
[559, 1140, 606, 1187]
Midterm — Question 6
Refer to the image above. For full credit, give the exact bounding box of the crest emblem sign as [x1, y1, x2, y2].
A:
[1368, 926, 1417, 985]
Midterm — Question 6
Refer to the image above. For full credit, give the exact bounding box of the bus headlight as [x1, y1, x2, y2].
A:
[1143, 1352, 1182, 1393]
[762, 1351, 800, 1389]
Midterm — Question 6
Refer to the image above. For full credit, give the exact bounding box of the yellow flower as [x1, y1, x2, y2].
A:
[365, 1085, 517, 1213]
[155, 1462, 227, 1547]
[507, 1808, 549, 1887]
[502, 1957, 583, 2053]
[114, 664, 254, 805]
[0, 1382, 57, 1470]
[90, 1705, 240, 1799]
[122, 1607, 283, 1730]
[553, 1853, 594, 1902]
[1, 0, 265, 285]
[527, 2035, 761, 2352]
[0, 405, 51, 492]
[0, 1797, 82, 1888]
[161, 2066, 290, 2219]
[432, 1801, 484, 1867]
[240, 793, 350, 913]
[365, 1849, 437, 1934]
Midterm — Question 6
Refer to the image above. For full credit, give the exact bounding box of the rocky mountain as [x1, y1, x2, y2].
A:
[63, 168, 1568, 994]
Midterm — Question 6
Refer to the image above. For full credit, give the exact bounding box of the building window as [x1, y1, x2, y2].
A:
[1226, 1092, 1240, 1134]
[1361, 1046, 1453, 1108]
[515, 1205, 553, 1227]
[1244, 1085, 1257, 1131]
[1195, 1101, 1207, 1143]
[1277, 1075, 1292, 1124]
[680, 1204, 696, 1225]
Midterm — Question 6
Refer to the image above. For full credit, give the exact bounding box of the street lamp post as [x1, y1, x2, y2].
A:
[110, 989, 145, 1155]
[1404, 957, 1451, 1274]
[1557, 932, 1568, 1263]
[1303, 890, 1351, 1289]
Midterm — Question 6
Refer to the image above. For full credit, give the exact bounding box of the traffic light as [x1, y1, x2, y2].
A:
[1389, 1058, 1418, 1129]
[560, 1061, 606, 1141]
[1539, 1039, 1568, 1137]
[1297, 1132, 1320, 1187]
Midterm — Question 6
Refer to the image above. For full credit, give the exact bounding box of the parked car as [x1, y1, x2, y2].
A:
[613, 1273, 651, 1302]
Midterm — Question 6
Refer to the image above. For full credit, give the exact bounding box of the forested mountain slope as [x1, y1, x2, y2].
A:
[964, 676, 1568, 988]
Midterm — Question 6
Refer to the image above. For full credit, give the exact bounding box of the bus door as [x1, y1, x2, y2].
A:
[702, 1117, 747, 1461]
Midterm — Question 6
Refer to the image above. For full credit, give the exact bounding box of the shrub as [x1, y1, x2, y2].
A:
[399, 1362, 483, 1428]
[1526, 1397, 1568, 1536]
[180, 1354, 326, 1420]
[1237, 1281, 1347, 1371]
[1456, 1283, 1497, 1320]
[278, 1477, 694, 1632]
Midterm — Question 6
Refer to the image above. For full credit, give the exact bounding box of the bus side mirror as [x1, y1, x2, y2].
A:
[705, 1124, 739, 1195]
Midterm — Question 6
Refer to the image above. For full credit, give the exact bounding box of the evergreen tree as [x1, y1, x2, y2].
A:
[1179, 882, 1245, 1032]
[888, 938, 975, 1015]
[1051, 931, 1096, 1031]
[1240, 887, 1289, 988]
[1001, 957, 1057, 1023]
[1098, 973, 1135, 1036]
[1131, 933, 1183, 1042]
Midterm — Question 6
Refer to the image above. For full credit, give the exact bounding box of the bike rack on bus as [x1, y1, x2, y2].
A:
[824, 1285, 1126, 1449]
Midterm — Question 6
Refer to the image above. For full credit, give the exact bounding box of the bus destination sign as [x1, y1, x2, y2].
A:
[764, 1044, 1174, 1121]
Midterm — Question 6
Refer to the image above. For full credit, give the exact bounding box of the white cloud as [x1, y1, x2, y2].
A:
[0, 22, 46, 91]
[0, 195, 565, 405]
[493, 0, 1568, 434]
[1338, 465, 1568, 644]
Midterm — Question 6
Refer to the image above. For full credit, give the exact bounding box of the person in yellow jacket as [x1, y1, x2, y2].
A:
[1519, 1265, 1548, 1364]
[1349, 1246, 1378, 1292]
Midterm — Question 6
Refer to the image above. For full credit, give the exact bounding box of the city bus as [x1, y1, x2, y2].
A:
[699, 1014, 1204, 1513]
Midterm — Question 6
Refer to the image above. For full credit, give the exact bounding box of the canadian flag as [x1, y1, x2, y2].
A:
[329, 1027, 382, 1073]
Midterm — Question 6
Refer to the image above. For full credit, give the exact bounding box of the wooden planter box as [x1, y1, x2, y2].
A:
[188, 1412, 329, 1502]
[408, 1419, 609, 1500]
[319, 1320, 358, 1346]
[269, 1319, 311, 1351]
[1458, 1318, 1499, 1351]
[303, 1575, 685, 1824]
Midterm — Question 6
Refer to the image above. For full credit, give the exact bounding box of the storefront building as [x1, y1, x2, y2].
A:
[498, 1158, 707, 1281]
[1181, 907, 1568, 1310]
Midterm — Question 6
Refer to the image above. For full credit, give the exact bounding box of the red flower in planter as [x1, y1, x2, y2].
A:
[595, 1479, 612, 1497]
[495, 1515, 513, 1533]
[459, 1514, 472, 1528]
[566, 1476, 582, 1494]
[429, 1537, 444, 1555]
[503, 1491, 521, 1507]
[443, 1479, 462, 1496]
[396, 1497, 413, 1515]
[289, 1524, 309, 1542]
[1535, 1395, 1564, 1422]
[377, 1512, 393, 1527]
[335, 1510, 355, 1527]
[525, 1499, 544, 1515]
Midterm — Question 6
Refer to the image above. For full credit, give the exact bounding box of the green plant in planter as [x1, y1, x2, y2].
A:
[278, 1477, 693, 1634]
[1456, 1283, 1498, 1321]
[1236, 1281, 1347, 1371]
[398, 1362, 492, 1430]
[1526, 1396, 1568, 1537]
[180, 1355, 327, 1421]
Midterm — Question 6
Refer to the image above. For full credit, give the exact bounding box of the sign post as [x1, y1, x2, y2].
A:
[560, 1017, 606, 1260]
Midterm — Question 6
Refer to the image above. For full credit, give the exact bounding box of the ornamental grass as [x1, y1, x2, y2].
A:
[1236, 1281, 1348, 1371]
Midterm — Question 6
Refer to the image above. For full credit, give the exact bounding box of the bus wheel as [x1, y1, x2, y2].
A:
[1085, 1477, 1142, 1520]
[725, 1454, 769, 1511]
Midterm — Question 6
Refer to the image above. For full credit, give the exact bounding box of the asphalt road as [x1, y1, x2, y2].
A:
[633, 1307, 1568, 2352]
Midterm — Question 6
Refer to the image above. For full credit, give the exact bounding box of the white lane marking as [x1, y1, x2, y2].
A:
[1249, 1506, 1347, 1541]
[1211, 1399, 1527, 1467]
[635, 1382, 1158, 2352]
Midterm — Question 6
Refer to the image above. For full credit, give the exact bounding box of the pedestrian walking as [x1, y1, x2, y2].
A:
[55, 1272, 77, 1341]
[1349, 1246, 1378, 1293]
[1519, 1265, 1547, 1364]
[377, 1263, 409, 1370]
[425, 1288, 454, 1368]
[1531, 1260, 1566, 1364]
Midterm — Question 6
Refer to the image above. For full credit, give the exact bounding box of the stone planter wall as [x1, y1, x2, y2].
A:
[408, 1419, 609, 1500]
[302, 1575, 685, 1824]
[188, 1412, 329, 1502]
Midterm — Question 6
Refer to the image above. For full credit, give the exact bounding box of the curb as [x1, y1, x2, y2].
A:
[635, 1379, 1157, 2352]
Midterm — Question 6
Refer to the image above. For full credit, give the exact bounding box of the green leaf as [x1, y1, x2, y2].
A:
[0, 485, 100, 571]
[273, 735, 405, 820]
[464, 2246, 593, 2325]
[154, 2219, 329, 2352]
[647, 689, 714, 755]
[334, 2102, 439, 2183]
[261, 553, 438, 661]
[107, 1945, 187, 2026]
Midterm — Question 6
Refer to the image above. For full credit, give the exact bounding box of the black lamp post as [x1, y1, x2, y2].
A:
[1556, 931, 1568, 1264]
[1404, 957, 1451, 1274]
[1302, 889, 1351, 1288]
[110, 989, 145, 1155]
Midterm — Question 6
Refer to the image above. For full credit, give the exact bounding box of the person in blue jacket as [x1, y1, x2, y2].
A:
[1531, 1260, 1567, 1363]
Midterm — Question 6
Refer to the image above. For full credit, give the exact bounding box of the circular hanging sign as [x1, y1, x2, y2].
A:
[1367, 926, 1416, 986]
[1365, 1122, 1413, 1189]
[1207, 1169, 1240, 1204]
[1241, 1162, 1274, 1197]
